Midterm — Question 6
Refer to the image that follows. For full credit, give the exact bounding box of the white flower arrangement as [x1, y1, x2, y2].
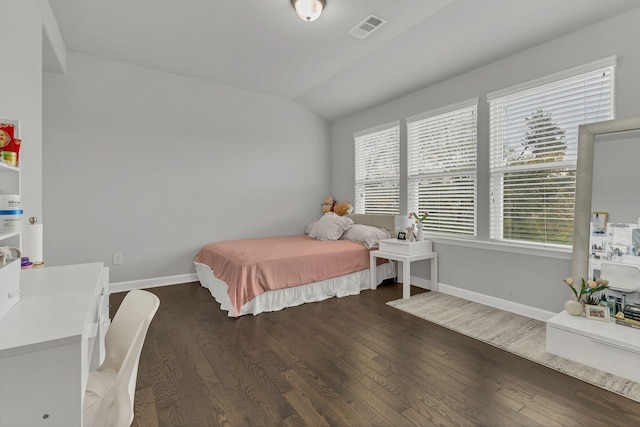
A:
[563, 277, 609, 305]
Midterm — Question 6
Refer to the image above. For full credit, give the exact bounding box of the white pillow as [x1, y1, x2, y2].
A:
[341, 224, 391, 249]
[304, 219, 319, 234]
[309, 214, 353, 240]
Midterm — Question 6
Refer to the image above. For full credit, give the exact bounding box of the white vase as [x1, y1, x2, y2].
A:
[416, 223, 423, 241]
[564, 298, 584, 316]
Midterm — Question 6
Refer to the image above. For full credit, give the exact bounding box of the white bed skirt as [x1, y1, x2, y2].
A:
[194, 261, 395, 317]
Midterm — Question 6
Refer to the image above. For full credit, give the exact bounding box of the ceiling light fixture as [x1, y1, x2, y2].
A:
[291, 0, 326, 22]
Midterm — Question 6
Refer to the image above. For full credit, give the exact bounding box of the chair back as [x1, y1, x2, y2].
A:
[104, 290, 160, 427]
[601, 262, 640, 292]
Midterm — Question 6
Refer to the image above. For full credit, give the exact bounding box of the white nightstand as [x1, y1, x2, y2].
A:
[370, 239, 438, 299]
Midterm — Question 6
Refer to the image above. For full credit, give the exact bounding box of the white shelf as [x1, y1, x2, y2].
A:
[0, 161, 19, 173]
[0, 231, 19, 239]
[0, 129, 21, 248]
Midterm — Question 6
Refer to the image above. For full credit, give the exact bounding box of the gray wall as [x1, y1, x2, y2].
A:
[330, 7, 640, 312]
[592, 131, 640, 224]
[43, 52, 330, 282]
[0, 0, 43, 224]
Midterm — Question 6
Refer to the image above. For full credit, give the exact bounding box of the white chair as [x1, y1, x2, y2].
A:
[601, 262, 640, 311]
[601, 262, 640, 292]
[83, 290, 160, 427]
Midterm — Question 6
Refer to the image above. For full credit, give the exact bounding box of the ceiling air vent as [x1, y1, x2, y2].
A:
[348, 14, 387, 39]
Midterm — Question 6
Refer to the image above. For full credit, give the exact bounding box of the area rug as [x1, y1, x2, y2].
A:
[387, 292, 640, 403]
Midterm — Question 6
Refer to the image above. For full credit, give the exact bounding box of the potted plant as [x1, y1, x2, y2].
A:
[562, 277, 609, 316]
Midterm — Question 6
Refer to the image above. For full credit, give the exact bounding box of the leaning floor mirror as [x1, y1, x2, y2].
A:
[572, 115, 640, 283]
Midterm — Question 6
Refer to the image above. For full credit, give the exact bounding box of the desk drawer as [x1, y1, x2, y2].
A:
[0, 259, 20, 319]
[547, 323, 640, 383]
[379, 239, 432, 255]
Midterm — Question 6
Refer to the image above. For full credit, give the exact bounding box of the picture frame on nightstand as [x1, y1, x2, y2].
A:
[397, 231, 406, 240]
[585, 304, 610, 322]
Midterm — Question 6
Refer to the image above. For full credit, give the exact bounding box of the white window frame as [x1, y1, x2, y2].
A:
[488, 56, 616, 248]
[407, 99, 478, 237]
[354, 122, 400, 215]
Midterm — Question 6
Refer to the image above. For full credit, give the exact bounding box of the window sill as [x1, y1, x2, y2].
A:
[424, 234, 572, 260]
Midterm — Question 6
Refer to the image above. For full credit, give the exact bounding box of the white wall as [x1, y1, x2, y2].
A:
[331, 7, 640, 312]
[43, 52, 330, 283]
[0, 0, 43, 223]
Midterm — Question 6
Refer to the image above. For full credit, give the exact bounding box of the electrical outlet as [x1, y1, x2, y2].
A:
[112, 252, 123, 265]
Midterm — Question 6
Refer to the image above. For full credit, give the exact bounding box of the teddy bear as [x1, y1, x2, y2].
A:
[322, 196, 336, 213]
[334, 202, 353, 216]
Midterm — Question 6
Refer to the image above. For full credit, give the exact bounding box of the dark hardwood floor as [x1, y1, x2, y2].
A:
[110, 282, 640, 426]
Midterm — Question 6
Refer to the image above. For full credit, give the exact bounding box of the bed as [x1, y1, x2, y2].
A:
[194, 214, 397, 317]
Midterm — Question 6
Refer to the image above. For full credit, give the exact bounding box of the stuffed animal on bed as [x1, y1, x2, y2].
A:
[334, 202, 353, 216]
[322, 196, 336, 213]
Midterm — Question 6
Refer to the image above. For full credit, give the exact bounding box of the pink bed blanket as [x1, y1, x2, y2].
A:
[194, 235, 375, 315]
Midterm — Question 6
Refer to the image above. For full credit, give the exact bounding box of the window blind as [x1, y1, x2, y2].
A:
[354, 123, 400, 214]
[489, 63, 614, 247]
[407, 100, 478, 236]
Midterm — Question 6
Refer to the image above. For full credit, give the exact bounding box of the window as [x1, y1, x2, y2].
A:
[407, 99, 478, 236]
[488, 57, 615, 247]
[354, 123, 400, 214]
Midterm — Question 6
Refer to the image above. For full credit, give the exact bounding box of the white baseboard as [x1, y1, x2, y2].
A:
[409, 276, 433, 290]
[111, 273, 555, 320]
[411, 276, 556, 321]
[109, 273, 198, 293]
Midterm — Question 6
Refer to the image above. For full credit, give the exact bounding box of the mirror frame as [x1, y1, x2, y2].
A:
[572, 115, 640, 282]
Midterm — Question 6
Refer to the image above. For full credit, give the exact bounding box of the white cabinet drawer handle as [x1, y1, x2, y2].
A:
[590, 337, 635, 353]
[8, 289, 20, 298]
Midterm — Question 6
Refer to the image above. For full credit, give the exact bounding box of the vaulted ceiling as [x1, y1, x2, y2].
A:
[47, 0, 640, 122]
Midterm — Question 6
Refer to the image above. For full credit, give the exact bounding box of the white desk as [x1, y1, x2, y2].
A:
[0, 263, 109, 427]
[370, 241, 438, 299]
